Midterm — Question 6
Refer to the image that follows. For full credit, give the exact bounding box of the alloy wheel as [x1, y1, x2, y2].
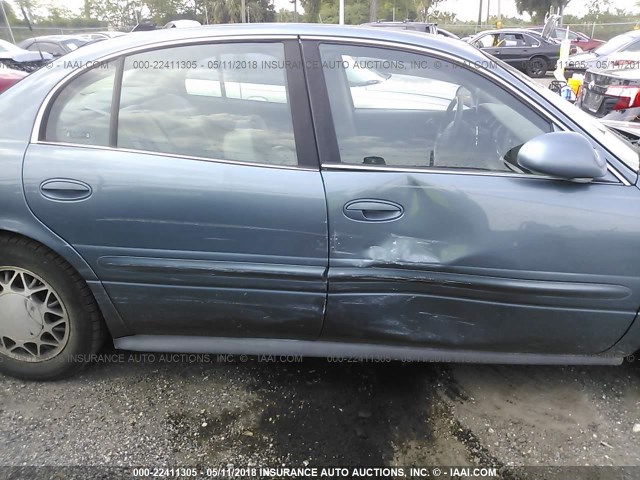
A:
[0, 267, 70, 362]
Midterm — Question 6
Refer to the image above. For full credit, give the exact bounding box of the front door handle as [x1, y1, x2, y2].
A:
[40, 179, 92, 201]
[344, 200, 404, 222]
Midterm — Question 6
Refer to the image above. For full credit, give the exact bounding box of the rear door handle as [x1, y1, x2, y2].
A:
[40, 179, 92, 201]
[344, 200, 404, 222]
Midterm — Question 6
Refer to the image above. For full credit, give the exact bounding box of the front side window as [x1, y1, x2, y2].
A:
[319, 44, 552, 172]
[475, 34, 498, 48]
[118, 43, 297, 166]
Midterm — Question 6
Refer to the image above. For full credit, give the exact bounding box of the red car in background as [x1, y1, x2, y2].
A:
[529, 27, 604, 53]
[0, 67, 27, 93]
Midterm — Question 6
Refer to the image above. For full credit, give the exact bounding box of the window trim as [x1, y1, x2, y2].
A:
[109, 56, 124, 148]
[32, 34, 319, 171]
[300, 36, 630, 186]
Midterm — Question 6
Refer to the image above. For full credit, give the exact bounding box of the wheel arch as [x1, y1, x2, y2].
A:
[0, 223, 128, 338]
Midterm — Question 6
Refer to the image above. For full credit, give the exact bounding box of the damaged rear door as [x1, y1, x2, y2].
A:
[304, 40, 640, 355]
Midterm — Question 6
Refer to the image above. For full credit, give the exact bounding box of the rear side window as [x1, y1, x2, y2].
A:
[44, 62, 116, 146]
[43, 43, 298, 167]
[117, 43, 298, 166]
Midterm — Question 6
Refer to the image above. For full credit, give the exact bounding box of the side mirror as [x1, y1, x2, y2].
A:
[517, 132, 607, 182]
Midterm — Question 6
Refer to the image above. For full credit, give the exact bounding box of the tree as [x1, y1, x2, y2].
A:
[90, 0, 141, 27]
[514, 0, 570, 23]
[246, 0, 275, 22]
[276, 7, 297, 20]
[0, 1, 17, 25]
[412, 0, 442, 22]
[586, 0, 611, 15]
[300, 0, 321, 22]
[377, 0, 417, 22]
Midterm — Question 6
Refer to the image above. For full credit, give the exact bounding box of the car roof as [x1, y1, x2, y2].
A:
[20, 35, 89, 46]
[361, 21, 437, 27]
[613, 30, 640, 40]
[475, 28, 539, 36]
[29, 35, 88, 41]
[57, 23, 487, 64]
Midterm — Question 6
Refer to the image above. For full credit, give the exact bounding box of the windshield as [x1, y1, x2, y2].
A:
[485, 53, 639, 172]
[594, 34, 635, 56]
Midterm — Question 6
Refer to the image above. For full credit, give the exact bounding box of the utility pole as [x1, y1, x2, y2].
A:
[339, 0, 344, 24]
[369, 0, 377, 22]
[486, 0, 490, 24]
[477, 0, 483, 30]
[0, 1, 16, 43]
[241, 0, 246, 22]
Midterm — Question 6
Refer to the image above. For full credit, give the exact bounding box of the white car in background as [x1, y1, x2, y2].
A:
[0, 39, 53, 72]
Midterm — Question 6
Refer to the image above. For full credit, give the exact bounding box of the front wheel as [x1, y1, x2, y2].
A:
[526, 56, 548, 78]
[0, 235, 106, 380]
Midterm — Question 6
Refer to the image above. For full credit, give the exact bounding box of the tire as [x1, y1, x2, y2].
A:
[0, 234, 106, 380]
[526, 56, 548, 78]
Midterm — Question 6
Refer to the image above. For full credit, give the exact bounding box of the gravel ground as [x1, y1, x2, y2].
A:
[0, 347, 638, 479]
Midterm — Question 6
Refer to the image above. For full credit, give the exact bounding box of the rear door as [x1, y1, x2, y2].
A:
[23, 39, 328, 339]
[304, 39, 640, 355]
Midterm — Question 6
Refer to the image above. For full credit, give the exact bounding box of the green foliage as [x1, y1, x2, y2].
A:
[376, 0, 417, 22]
[0, 1, 17, 26]
[300, 0, 321, 22]
[0, 0, 636, 36]
[514, 0, 571, 23]
[276, 8, 298, 21]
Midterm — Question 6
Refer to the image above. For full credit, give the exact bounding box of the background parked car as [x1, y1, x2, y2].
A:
[360, 21, 458, 39]
[467, 28, 560, 77]
[528, 26, 604, 53]
[360, 21, 438, 34]
[163, 20, 202, 28]
[0, 39, 52, 72]
[78, 31, 127, 41]
[18, 35, 99, 58]
[602, 119, 640, 145]
[565, 30, 640, 78]
[575, 66, 640, 122]
[436, 27, 459, 39]
[0, 65, 27, 93]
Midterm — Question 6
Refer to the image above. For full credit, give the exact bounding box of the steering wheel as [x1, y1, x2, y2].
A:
[432, 86, 477, 167]
[439, 87, 470, 136]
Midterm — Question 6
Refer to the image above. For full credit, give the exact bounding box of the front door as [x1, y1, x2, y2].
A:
[305, 40, 640, 355]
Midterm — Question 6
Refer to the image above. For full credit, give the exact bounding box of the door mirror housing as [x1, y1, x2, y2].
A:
[517, 132, 607, 182]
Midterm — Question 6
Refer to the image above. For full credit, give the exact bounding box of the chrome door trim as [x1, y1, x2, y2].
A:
[321, 162, 625, 185]
[31, 141, 316, 172]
